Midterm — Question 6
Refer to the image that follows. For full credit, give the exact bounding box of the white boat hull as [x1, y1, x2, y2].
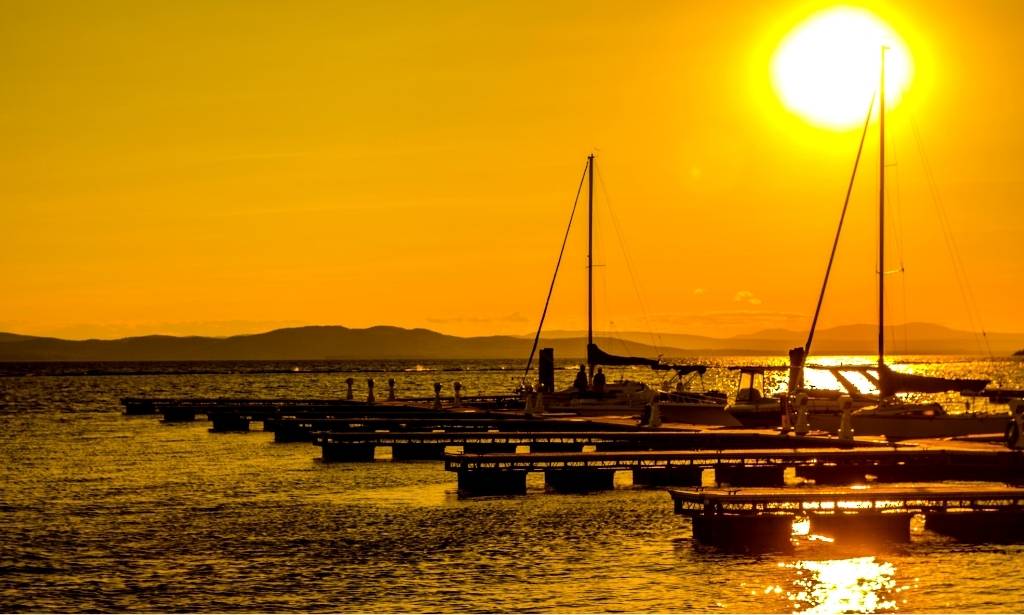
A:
[656, 401, 741, 427]
[808, 412, 1011, 440]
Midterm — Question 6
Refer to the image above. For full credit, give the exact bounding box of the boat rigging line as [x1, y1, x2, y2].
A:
[803, 91, 877, 361]
[595, 162, 664, 357]
[910, 118, 993, 358]
[524, 159, 590, 377]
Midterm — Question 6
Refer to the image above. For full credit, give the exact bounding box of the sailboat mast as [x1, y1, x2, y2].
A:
[587, 153, 595, 384]
[878, 47, 887, 372]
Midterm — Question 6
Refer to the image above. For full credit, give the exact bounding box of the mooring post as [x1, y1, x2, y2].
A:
[345, 377, 355, 401]
[367, 378, 375, 404]
[433, 382, 443, 410]
[387, 378, 396, 401]
[453, 381, 462, 407]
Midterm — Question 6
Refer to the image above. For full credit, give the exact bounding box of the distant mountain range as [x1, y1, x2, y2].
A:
[0, 323, 1021, 362]
[540, 323, 1024, 356]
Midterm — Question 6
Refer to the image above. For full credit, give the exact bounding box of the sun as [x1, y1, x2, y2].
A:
[771, 6, 913, 129]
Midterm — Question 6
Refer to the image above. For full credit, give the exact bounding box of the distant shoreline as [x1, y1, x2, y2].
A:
[1, 324, 1022, 362]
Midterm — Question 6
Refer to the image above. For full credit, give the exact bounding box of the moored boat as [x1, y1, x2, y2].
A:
[789, 48, 1008, 439]
[806, 401, 1009, 439]
[520, 154, 724, 421]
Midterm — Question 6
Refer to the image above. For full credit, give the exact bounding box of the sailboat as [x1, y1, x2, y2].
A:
[801, 48, 1008, 439]
[522, 154, 730, 423]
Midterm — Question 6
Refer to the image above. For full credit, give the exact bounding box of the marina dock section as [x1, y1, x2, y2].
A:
[669, 484, 1024, 551]
[444, 446, 1024, 495]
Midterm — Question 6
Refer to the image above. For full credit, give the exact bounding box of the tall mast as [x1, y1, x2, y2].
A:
[878, 46, 887, 372]
[587, 153, 595, 384]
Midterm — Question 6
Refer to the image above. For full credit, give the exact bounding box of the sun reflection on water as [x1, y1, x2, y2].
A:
[784, 557, 901, 614]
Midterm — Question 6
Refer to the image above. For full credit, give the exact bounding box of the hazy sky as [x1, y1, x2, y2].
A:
[2, 0, 1021, 339]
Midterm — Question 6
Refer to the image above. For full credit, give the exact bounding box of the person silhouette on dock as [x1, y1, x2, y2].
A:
[573, 364, 588, 392]
[593, 367, 606, 395]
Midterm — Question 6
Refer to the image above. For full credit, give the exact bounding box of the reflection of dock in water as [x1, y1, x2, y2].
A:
[670, 484, 1024, 552]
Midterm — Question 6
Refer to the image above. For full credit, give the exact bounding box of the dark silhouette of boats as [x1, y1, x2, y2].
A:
[520, 154, 730, 424]
[783, 48, 1009, 439]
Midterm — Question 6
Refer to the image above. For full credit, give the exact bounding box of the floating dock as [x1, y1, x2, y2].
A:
[669, 484, 1024, 551]
[314, 430, 886, 465]
[271, 415, 645, 442]
[443, 447, 1024, 496]
[311, 430, 716, 461]
[121, 394, 522, 417]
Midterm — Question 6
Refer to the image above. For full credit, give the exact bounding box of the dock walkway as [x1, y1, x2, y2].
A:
[444, 446, 1024, 496]
[669, 484, 1024, 551]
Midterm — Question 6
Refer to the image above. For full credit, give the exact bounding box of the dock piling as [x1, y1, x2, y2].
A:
[715, 464, 786, 487]
[208, 411, 251, 432]
[633, 466, 704, 487]
[809, 512, 912, 545]
[544, 469, 616, 493]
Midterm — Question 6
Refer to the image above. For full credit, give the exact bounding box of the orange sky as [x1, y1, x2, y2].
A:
[2, 0, 1021, 340]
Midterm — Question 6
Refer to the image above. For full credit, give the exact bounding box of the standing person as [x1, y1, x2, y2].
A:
[573, 364, 588, 392]
[592, 367, 606, 395]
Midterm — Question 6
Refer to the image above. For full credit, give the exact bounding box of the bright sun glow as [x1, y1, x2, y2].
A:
[772, 6, 913, 129]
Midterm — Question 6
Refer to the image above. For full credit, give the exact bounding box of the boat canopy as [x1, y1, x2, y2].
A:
[878, 364, 990, 398]
[586, 343, 706, 375]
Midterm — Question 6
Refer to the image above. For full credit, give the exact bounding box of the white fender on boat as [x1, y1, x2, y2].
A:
[838, 398, 855, 441]
[647, 400, 662, 428]
[1007, 399, 1024, 449]
[794, 393, 810, 436]
[524, 391, 535, 415]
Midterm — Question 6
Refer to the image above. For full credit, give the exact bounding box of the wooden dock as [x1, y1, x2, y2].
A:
[270, 415, 645, 442]
[121, 394, 522, 418]
[314, 429, 888, 464]
[669, 484, 1024, 551]
[311, 430, 717, 461]
[443, 446, 1024, 496]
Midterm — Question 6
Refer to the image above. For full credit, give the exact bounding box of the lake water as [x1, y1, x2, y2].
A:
[2, 357, 1023, 613]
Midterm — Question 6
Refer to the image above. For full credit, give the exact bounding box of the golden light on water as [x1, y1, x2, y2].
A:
[771, 6, 913, 129]
[785, 557, 901, 614]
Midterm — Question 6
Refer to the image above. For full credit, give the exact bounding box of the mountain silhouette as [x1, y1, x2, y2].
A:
[0, 323, 1020, 361]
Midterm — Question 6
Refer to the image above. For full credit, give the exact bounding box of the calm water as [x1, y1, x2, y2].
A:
[2, 357, 1024, 613]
